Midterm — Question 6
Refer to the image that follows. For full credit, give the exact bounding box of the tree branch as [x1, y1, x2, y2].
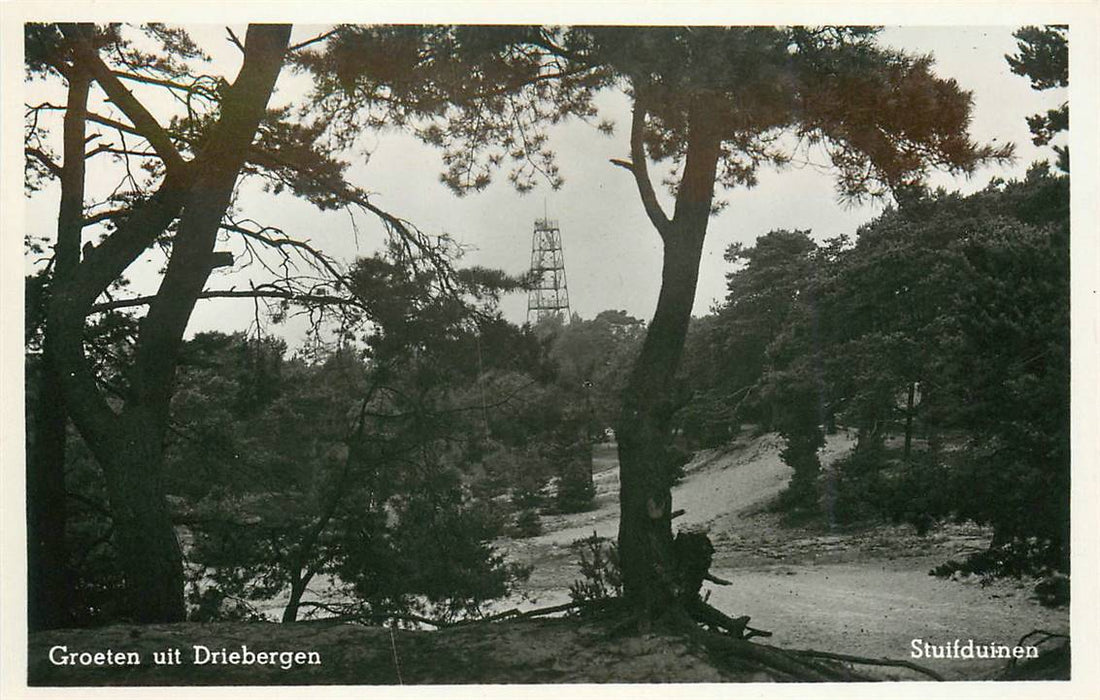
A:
[89, 288, 350, 313]
[85, 112, 146, 141]
[788, 648, 945, 682]
[222, 220, 348, 290]
[111, 70, 219, 100]
[127, 24, 291, 415]
[60, 24, 187, 173]
[529, 29, 594, 66]
[86, 145, 158, 160]
[449, 600, 605, 627]
[361, 379, 536, 421]
[243, 147, 460, 294]
[616, 96, 671, 237]
[25, 147, 63, 178]
[293, 601, 447, 629]
[226, 27, 246, 54]
[82, 209, 128, 228]
[288, 29, 337, 52]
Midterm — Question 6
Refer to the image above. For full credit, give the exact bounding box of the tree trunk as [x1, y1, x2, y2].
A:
[28, 60, 92, 630]
[100, 413, 186, 622]
[904, 382, 916, 461]
[616, 103, 721, 616]
[282, 574, 310, 623]
[27, 354, 72, 631]
[617, 223, 708, 614]
[47, 24, 292, 623]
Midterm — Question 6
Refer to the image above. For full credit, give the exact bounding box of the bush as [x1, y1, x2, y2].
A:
[1033, 573, 1069, 608]
[825, 442, 947, 531]
[512, 508, 542, 538]
[556, 474, 595, 514]
[512, 488, 543, 511]
[773, 425, 825, 514]
[930, 537, 1069, 607]
[568, 532, 621, 606]
[829, 441, 891, 524]
[556, 459, 595, 514]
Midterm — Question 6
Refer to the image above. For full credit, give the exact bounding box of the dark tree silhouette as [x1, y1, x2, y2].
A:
[1006, 25, 1068, 170]
[34, 23, 293, 622]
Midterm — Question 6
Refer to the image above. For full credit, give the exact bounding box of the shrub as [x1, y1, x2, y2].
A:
[512, 488, 543, 511]
[568, 532, 622, 606]
[930, 538, 1069, 607]
[513, 508, 542, 538]
[773, 425, 825, 514]
[829, 441, 891, 524]
[556, 461, 595, 514]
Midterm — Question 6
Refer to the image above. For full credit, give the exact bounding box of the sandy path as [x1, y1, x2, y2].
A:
[519, 432, 819, 546]
[702, 561, 1067, 679]
[498, 432, 1068, 680]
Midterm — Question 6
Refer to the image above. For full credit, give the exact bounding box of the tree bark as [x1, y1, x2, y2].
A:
[47, 24, 292, 623]
[28, 58, 92, 630]
[904, 382, 916, 461]
[101, 413, 188, 622]
[616, 97, 721, 616]
[283, 575, 308, 623]
[27, 349, 72, 632]
[617, 223, 708, 613]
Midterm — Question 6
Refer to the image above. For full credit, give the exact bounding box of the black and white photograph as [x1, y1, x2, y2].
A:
[2, 2, 1097, 697]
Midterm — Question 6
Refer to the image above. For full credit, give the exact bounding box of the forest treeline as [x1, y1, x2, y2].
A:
[679, 165, 1069, 603]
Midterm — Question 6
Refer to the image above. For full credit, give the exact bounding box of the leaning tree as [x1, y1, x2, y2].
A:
[300, 25, 1011, 625]
[28, 23, 298, 623]
[24, 23, 459, 624]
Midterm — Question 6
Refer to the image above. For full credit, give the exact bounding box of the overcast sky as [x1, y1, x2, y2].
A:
[22, 24, 1069, 347]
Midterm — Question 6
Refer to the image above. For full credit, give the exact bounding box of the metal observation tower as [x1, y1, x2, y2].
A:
[526, 217, 571, 324]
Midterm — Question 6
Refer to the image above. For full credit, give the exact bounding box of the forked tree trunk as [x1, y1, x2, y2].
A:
[48, 24, 292, 623]
[616, 102, 721, 616]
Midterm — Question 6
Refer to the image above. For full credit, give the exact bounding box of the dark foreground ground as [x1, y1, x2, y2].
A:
[30, 617, 750, 685]
[28, 614, 1067, 686]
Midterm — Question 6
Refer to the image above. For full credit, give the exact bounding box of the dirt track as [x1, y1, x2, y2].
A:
[498, 432, 1069, 680]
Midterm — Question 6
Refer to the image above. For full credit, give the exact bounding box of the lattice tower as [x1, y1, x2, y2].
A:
[526, 218, 571, 324]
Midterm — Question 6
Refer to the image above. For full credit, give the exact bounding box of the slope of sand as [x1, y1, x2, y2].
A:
[498, 432, 1069, 680]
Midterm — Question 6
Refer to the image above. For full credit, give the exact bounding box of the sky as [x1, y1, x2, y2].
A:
[21, 23, 1069, 348]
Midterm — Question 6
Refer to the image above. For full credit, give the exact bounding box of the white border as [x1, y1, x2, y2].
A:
[2, 2, 1097, 699]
